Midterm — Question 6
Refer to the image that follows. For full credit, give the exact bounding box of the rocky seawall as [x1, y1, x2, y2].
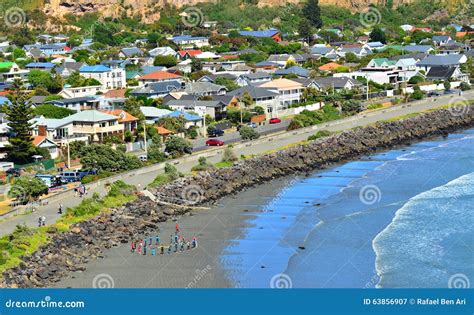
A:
[2, 105, 474, 288]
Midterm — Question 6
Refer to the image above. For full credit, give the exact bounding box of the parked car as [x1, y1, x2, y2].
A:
[237, 122, 257, 131]
[269, 118, 282, 124]
[428, 91, 442, 97]
[206, 139, 225, 146]
[138, 155, 148, 162]
[208, 128, 224, 137]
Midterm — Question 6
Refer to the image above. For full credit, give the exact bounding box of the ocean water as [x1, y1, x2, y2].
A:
[221, 128, 474, 288]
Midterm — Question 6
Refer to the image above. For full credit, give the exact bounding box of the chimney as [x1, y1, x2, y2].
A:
[38, 125, 47, 137]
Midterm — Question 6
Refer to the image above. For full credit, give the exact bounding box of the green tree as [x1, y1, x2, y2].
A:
[124, 97, 145, 121]
[303, 0, 322, 29]
[239, 125, 260, 140]
[27, 70, 63, 94]
[298, 18, 313, 44]
[443, 80, 451, 91]
[341, 100, 363, 114]
[80, 144, 142, 172]
[153, 55, 178, 67]
[165, 136, 192, 157]
[369, 26, 387, 44]
[3, 80, 37, 164]
[221, 145, 238, 163]
[214, 77, 239, 91]
[9, 176, 48, 202]
[34, 104, 75, 119]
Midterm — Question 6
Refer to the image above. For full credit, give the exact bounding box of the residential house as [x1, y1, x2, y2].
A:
[56, 62, 86, 78]
[58, 85, 102, 98]
[67, 110, 124, 143]
[400, 24, 414, 32]
[149, 46, 177, 58]
[165, 100, 227, 120]
[31, 116, 89, 147]
[25, 62, 56, 71]
[295, 77, 363, 92]
[228, 86, 280, 114]
[176, 50, 202, 60]
[130, 80, 183, 98]
[197, 73, 237, 84]
[184, 82, 227, 96]
[170, 36, 209, 48]
[0, 62, 29, 83]
[80, 65, 126, 91]
[119, 47, 144, 59]
[366, 58, 397, 69]
[253, 61, 279, 73]
[99, 109, 138, 133]
[164, 111, 203, 128]
[137, 71, 183, 86]
[432, 36, 451, 46]
[416, 54, 467, 72]
[318, 62, 343, 72]
[100, 89, 128, 109]
[425, 66, 469, 82]
[258, 78, 304, 109]
[274, 66, 310, 78]
[334, 68, 402, 85]
[367, 42, 386, 50]
[238, 29, 282, 42]
[237, 72, 272, 86]
[140, 106, 172, 124]
[46, 96, 100, 112]
[310, 45, 336, 57]
[402, 45, 434, 54]
[25, 43, 69, 56]
[267, 54, 295, 67]
[32, 136, 60, 159]
[337, 46, 372, 58]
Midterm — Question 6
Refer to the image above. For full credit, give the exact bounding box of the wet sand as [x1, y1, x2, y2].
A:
[55, 179, 292, 288]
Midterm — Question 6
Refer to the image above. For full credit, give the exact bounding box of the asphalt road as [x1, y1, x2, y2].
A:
[1, 91, 472, 236]
[192, 120, 290, 151]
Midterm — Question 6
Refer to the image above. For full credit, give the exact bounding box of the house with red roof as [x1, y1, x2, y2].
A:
[176, 50, 202, 60]
[137, 71, 183, 86]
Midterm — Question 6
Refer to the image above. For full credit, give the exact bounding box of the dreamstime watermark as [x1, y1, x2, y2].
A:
[4, 295, 85, 309]
[363, 270, 380, 288]
[448, 273, 470, 289]
[446, 95, 470, 117]
[92, 273, 115, 288]
[359, 184, 382, 205]
[1, 6, 26, 28]
[186, 265, 212, 288]
[270, 273, 293, 289]
[155, 184, 205, 206]
[181, 7, 204, 28]
[359, 7, 382, 28]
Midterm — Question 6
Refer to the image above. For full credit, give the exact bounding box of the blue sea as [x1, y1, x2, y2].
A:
[221, 128, 474, 288]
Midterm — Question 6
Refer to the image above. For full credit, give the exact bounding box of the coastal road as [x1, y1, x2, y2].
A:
[1, 91, 472, 235]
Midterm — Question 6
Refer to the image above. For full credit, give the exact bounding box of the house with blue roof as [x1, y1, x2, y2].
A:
[25, 62, 56, 71]
[119, 47, 143, 59]
[238, 29, 282, 42]
[165, 111, 203, 128]
[80, 64, 126, 91]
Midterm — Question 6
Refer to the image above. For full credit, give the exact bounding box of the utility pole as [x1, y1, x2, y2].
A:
[66, 141, 70, 169]
[366, 79, 369, 101]
[143, 121, 147, 155]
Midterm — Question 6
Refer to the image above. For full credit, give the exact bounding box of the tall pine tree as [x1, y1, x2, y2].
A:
[3, 79, 37, 164]
[303, 0, 322, 29]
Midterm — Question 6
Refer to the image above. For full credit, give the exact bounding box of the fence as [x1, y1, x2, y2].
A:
[15, 159, 55, 171]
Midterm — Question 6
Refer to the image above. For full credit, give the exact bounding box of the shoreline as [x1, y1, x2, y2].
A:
[2, 105, 474, 288]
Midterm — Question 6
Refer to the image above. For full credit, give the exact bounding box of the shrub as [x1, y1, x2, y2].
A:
[307, 130, 333, 141]
[460, 82, 471, 91]
[221, 145, 238, 163]
[165, 136, 193, 157]
[239, 125, 260, 140]
[164, 163, 181, 180]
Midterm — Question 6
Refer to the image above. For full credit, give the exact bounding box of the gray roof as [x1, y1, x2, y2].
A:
[240, 72, 272, 80]
[47, 96, 98, 105]
[417, 54, 465, 66]
[294, 77, 362, 89]
[131, 80, 183, 96]
[426, 66, 456, 80]
[184, 82, 227, 95]
[197, 73, 237, 83]
[140, 106, 172, 118]
[402, 45, 433, 53]
[274, 66, 310, 78]
[121, 47, 143, 57]
[311, 46, 334, 55]
[228, 86, 279, 99]
[166, 100, 225, 108]
[67, 110, 117, 122]
[390, 53, 427, 61]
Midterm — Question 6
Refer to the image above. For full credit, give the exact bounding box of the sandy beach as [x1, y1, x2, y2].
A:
[55, 179, 292, 288]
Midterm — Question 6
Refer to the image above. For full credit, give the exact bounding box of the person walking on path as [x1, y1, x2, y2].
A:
[156, 236, 160, 245]
[175, 223, 180, 233]
[161, 246, 164, 255]
[58, 203, 63, 214]
[192, 236, 198, 248]
[130, 241, 136, 253]
[38, 217, 42, 227]
[151, 248, 156, 256]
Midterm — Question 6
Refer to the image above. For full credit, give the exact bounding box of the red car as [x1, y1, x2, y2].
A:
[206, 139, 225, 146]
[269, 117, 282, 124]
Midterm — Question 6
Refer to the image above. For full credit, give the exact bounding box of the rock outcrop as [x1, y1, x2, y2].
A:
[2, 104, 473, 288]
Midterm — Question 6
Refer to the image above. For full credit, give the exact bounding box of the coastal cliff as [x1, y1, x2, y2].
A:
[2, 104, 474, 288]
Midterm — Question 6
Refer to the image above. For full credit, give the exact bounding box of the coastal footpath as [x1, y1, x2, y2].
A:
[2, 104, 474, 288]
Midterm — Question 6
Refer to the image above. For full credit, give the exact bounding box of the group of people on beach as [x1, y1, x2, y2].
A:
[130, 223, 198, 256]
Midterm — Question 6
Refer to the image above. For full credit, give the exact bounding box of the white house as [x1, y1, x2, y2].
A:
[258, 78, 304, 109]
[79, 65, 126, 91]
[59, 85, 102, 98]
